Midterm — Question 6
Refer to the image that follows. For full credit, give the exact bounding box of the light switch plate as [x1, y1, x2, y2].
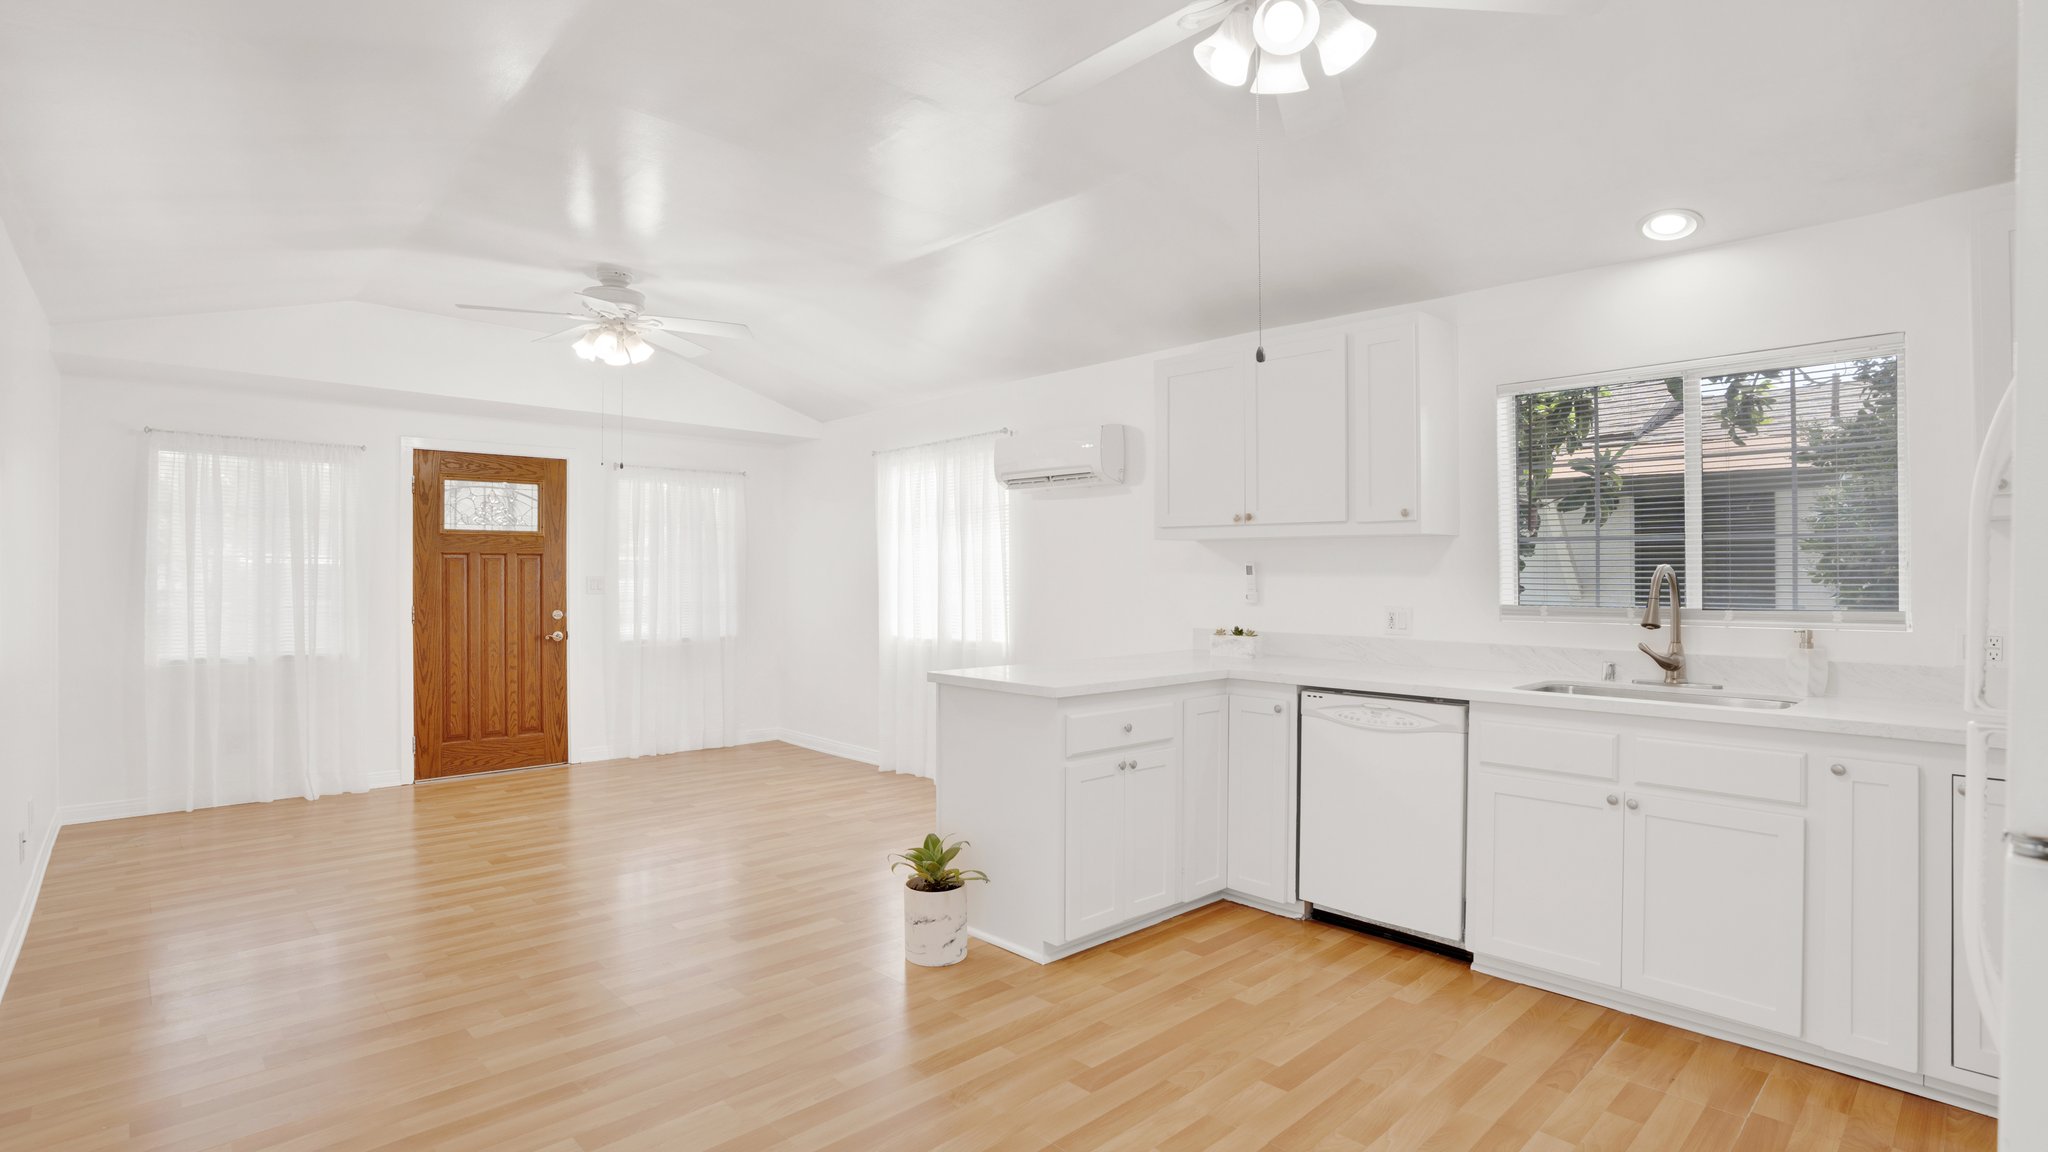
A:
[1385, 608, 1412, 635]
[585, 575, 605, 596]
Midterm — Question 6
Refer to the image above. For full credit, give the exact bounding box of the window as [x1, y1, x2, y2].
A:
[613, 468, 742, 642]
[1499, 338, 1905, 624]
[876, 436, 1012, 646]
[145, 432, 359, 663]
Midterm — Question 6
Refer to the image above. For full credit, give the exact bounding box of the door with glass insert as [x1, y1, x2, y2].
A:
[412, 450, 568, 778]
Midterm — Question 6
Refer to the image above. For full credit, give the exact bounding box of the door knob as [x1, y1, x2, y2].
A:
[547, 631, 565, 642]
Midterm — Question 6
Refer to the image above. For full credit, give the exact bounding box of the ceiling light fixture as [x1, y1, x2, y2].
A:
[572, 320, 657, 366]
[1195, 0, 1375, 94]
[1639, 208, 1703, 241]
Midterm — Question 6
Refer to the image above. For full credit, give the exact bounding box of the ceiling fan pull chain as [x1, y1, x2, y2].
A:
[1254, 90, 1266, 366]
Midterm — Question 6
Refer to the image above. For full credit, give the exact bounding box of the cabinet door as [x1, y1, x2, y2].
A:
[1466, 770, 1624, 985]
[1952, 775, 2006, 1078]
[1159, 355, 1249, 528]
[1064, 756, 1125, 941]
[1226, 694, 1295, 904]
[1350, 319, 1421, 524]
[1623, 793, 1805, 1035]
[1249, 332, 1348, 525]
[1123, 749, 1182, 919]
[1180, 697, 1229, 900]
[1809, 756, 1920, 1073]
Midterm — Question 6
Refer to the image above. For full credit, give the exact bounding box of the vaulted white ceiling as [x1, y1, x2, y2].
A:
[0, 0, 2017, 422]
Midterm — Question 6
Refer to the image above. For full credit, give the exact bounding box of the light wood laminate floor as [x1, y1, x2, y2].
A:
[0, 742, 1997, 1151]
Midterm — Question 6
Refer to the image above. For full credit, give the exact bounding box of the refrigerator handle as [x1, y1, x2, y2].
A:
[1961, 721, 2005, 1036]
[1964, 378, 2016, 715]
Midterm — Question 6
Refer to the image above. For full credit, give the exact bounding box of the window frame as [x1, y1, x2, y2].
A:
[1495, 334, 1911, 629]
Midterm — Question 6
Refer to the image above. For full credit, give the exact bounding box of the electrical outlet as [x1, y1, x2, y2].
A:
[1987, 635, 2006, 664]
[1385, 608, 1412, 635]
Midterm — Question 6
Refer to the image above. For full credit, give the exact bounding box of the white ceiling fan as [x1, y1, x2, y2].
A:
[457, 269, 753, 367]
[1017, 0, 1601, 131]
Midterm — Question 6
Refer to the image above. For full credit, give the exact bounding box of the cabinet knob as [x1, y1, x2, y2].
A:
[1830, 763, 1847, 777]
[1122, 722, 1133, 733]
[1606, 794, 1620, 806]
[1400, 508, 1411, 519]
[1233, 513, 1243, 523]
[1273, 703, 1283, 713]
[1625, 797, 1640, 810]
[1245, 512, 1254, 522]
[1958, 780, 1968, 796]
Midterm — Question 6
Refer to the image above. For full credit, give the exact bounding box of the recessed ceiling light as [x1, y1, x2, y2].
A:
[1640, 209, 1702, 241]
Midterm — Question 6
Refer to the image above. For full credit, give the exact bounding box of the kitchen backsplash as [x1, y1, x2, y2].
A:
[1189, 629, 1961, 706]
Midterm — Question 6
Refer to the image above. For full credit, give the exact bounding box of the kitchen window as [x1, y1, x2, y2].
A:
[1497, 336, 1906, 625]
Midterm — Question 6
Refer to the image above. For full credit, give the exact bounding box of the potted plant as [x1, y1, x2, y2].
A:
[1210, 626, 1260, 660]
[892, 833, 988, 967]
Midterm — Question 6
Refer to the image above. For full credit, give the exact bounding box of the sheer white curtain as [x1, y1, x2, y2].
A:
[607, 467, 743, 758]
[142, 430, 368, 812]
[876, 434, 1011, 779]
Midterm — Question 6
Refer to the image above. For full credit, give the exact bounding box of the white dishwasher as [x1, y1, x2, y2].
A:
[1298, 690, 1468, 948]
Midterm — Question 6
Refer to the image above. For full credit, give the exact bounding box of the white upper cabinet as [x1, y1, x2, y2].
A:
[1158, 353, 1250, 528]
[1155, 312, 1457, 538]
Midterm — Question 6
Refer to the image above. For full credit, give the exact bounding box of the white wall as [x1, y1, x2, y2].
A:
[779, 185, 2012, 755]
[0, 215, 63, 987]
[58, 375, 788, 817]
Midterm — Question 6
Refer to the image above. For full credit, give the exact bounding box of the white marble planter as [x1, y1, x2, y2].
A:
[904, 885, 969, 967]
[1210, 634, 1260, 660]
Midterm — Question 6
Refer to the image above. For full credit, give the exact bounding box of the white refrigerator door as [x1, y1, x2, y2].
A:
[1299, 699, 1466, 943]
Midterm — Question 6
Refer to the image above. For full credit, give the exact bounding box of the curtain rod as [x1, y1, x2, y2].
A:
[873, 427, 1014, 456]
[143, 426, 367, 451]
[606, 462, 747, 478]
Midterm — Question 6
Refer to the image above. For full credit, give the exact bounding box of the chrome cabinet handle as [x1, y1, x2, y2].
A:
[1625, 797, 1640, 810]
[1606, 794, 1620, 806]
[1273, 704, 1283, 713]
[1122, 723, 1133, 733]
[1830, 763, 1847, 777]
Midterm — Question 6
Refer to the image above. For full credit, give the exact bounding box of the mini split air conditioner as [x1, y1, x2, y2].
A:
[994, 424, 1126, 489]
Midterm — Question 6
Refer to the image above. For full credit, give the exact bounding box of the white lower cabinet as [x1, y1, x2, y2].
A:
[1809, 756, 1921, 1072]
[1064, 749, 1181, 940]
[1622, 793, 1805, 1036]
[1466, 769, 1624, 985]
[1226, 693, 1296, 904]
[1180, 696, 1229, 900]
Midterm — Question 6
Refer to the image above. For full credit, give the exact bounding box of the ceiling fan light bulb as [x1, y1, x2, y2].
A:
[1314, 2, 1375, 75]
[590, 327, 620, 358]
[572, 330, 600, 360]
[1249, 50, 1308, 94]
[1194, 5, 1256, 87]
[625, 333, 654, 364]
[1252, 0, 1319, 56]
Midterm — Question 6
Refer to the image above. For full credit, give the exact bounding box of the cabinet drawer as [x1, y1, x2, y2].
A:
[1065, 702, 1178, 757]
[1626, 737, 1805, 805]
[1472, 718, 1618, 781]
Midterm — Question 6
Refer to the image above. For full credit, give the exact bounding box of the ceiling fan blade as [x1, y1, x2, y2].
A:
[457, 304, 589, 319]
[1017, 0, 1235, 105]
[644, 332, 710, 359]
[533, 324, 593, 343]
[1354, 0, 1602, 14]
[639, 315, 753, 340]
[1276, 84, 1345, 139]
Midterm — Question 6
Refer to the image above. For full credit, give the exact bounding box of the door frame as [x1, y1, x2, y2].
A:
[393, 434, 585, 785]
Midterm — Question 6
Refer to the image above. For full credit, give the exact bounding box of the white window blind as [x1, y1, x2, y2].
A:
[1499, 338, 1906, 625]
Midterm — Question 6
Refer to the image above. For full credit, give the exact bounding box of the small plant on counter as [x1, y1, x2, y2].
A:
[892, 833, 988, 893]
[1213, 626, 1258, 637]
[895, 834, 984, 967]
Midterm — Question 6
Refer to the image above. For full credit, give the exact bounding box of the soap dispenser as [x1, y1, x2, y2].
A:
[1787, 629, 1830, 698]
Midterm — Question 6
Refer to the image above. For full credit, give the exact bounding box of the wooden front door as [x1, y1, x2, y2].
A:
[413, 450, 568, 779]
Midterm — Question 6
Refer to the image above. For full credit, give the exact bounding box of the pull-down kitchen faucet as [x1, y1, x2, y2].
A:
[1638, 563, 1686, 685]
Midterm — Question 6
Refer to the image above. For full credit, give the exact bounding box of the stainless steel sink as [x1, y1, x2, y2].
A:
[1516, 681, 1800, 710]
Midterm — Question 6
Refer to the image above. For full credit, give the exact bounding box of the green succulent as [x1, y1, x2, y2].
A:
[892, 834, 989, 893]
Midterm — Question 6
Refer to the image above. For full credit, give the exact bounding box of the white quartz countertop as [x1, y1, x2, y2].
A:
[928, 650, 1973, 745]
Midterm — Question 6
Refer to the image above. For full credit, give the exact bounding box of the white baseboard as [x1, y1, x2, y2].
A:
[0, 816, 60, 1005]
[59, 799, 153, 826]
[742, 728, 881, 766]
